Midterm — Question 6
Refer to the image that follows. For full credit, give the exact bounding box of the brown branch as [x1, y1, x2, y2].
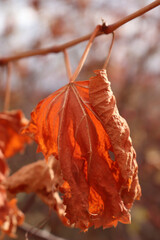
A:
[18, 222, 67, 240]
[102, 0, 160, 33]
[0, 0, 159, 65]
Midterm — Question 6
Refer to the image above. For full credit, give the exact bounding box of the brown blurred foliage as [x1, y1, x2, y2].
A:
[0, 0, 160, 240]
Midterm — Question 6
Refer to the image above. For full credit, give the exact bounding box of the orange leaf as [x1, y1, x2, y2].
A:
[0, 110, 31, 158]
[23, 71, 141, 230]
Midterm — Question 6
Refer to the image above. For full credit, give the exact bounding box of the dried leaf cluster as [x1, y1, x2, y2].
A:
[0, 110, 30, 236]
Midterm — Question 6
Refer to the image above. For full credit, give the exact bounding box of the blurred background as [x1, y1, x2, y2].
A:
[0, 0, 160, 240]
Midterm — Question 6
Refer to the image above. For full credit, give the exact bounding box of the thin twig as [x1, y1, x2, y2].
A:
[0, 0, 159, 65]
[37, 215, 51, 229]
[3, 63, 12, 111]
[63, 49, 72, 82]
[25, 216, 51, 240]
[19, 222, 67, 240]
[103, 32, 115, 69]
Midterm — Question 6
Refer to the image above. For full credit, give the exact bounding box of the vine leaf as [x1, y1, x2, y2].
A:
[23, 71, 141, 230]
[0, 110, 32, 158]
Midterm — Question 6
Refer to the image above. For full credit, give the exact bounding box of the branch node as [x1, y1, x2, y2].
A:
[101, 22, 108, 32]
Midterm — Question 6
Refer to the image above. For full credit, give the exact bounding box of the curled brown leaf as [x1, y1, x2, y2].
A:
[6, 159, 67, 226]
[89, 69, 141, 208]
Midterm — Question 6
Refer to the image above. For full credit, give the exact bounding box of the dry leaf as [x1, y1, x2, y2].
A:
[0, 158, 24, 237]
[0, 110, 31, 158]
[6, 159, 67, 225]
[0, 198, 24, 238]
[23, 70, 141, 230]
[0, 110, 29, 237]
[0, 150, 8, 181]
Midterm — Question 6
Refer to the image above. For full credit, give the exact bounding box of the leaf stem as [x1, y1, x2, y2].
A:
[63, 49, 72, 82]
[70, 25, 101, 82]
[103, 32, 115, 69]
